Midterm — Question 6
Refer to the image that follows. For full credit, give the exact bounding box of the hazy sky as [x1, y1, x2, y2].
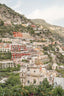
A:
[0, 0, 64, 26]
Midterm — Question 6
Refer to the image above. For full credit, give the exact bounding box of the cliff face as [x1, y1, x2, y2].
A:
[0, 4, 34, 37]
[0, 4, 30, 25]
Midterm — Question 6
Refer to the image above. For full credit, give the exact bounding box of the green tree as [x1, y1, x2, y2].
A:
[0, 20, 4, 26]
[37, 78, 53, 96]
[53, 86, 64, 96]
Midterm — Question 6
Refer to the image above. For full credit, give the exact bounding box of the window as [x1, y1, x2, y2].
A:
[22, 79, 23, 82]
[33, 79, 36, 84]
[27, 68, 30, 71]
[34, 70, 36, 72]
[27, 80, 30, 84]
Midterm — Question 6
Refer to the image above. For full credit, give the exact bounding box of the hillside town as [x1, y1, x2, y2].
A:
[0, 2, 64, 95]
[0, 22, 64, 88]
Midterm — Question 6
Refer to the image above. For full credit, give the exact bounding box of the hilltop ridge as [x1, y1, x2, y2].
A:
[31, 19, 64, 42]
[0, 3, 30, 25]
[0, 3, 64, 44]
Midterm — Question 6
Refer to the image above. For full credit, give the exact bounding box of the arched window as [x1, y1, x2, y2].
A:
[33, 79, 36, 84]
[27, 80, 30, 84]
[34, 70, 36, 72]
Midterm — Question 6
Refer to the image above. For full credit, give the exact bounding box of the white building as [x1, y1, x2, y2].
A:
[54, 77, 64, 89]
[0, 60, 15, 69]
[20, 65, 46, 86]
[0, 43, 11, 52]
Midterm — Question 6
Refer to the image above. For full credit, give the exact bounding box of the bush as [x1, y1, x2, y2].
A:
[0, 77, 64, 96]
[0, 52, 11, 60]
[0, 20, 4, 26]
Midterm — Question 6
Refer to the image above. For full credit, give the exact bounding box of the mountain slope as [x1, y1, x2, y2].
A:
[31, 19, 64, 43]
[0, 4, 34, 37]
[31, 19, 51, 28]
[0, 3, 64, 44]
[0, 4, 30, 25]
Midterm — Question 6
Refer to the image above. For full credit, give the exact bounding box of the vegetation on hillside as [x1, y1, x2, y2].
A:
[0, 77, 64, 96]
[0, 23, 35, 37]
[0, 52, 11, 60]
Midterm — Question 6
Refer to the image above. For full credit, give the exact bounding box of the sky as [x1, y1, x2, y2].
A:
[0, 0, 64, 27]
